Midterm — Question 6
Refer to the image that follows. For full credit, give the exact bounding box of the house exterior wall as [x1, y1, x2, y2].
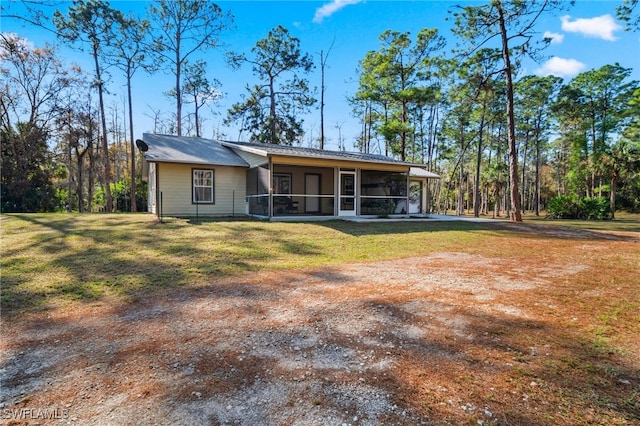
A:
[272, 165, 335, 196]
[270, 155, 409, 172]
[154, 162, 246, 217]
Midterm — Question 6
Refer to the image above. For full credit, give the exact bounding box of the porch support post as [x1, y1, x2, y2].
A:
[423, 178, 429, 214]
[334, 167, 338, 217]
[406, 170, 410, 216]
[356, 168, 361, 216]
[268, 157, 273, 220]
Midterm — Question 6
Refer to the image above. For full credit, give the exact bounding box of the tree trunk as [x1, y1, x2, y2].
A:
[521, 129, 530, 213]
[458, 124, 465, 216]
[367, 102, 373, 153]
[127, 67, 137, 213]
[195, 96, 201, 138]
[610, 171, 617, 219]
[497, 2, 522, 222]
[320, 49, 325, 150]
[534, 119, 541, 216]
[75, 147, 85, 213]
[175, 39, 182, 136]
[401, 99, 407, 161]
[67, 139, 73, 211]
[269, 77, 277, 144]
[88, 143, 95, 212]
[474, 104, 485, 218]
[93, 41, 113, 212]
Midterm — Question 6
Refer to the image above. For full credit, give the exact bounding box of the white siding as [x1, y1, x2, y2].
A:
[155, 162, 247, 217]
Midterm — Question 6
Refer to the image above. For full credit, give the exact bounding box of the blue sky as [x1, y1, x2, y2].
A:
[3, 0, 639, 151]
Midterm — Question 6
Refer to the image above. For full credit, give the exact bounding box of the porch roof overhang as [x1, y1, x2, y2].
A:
[221, 141, 427, 170]
[410, 167, 440, 179]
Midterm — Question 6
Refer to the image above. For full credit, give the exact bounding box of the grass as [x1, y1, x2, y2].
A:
[524, 210, 640, 232]
[2, 211, 638, 314]
[1, 212, 639, 424]
[1, 213, 505, 314]
[1, 212, 638, 315]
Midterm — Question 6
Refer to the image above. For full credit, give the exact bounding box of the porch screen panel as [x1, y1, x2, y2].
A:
[247, 165, 270, 216]
[246, 166, 269, 196]
[270, 165, 335, 216]
[360, 170, 408, 215]
[257, 166, 270, 194]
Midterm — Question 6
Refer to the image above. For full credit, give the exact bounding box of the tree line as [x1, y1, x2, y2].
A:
[1, 0, 638, 220]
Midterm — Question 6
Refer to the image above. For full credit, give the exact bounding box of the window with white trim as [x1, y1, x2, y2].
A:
[193, 169, 214, 204]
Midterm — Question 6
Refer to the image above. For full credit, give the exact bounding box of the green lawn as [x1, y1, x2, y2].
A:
[2, 213, 639, 424]
[524, 210, 640, 232]
[0, 214, 494, 314]
[1, 212, 638, 316]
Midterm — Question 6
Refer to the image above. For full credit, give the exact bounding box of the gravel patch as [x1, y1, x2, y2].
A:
[1, 252, 590, 425]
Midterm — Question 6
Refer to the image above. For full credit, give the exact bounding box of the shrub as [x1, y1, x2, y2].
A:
[547, 195, 611, 220]
[94, 179, 148, 212]
[547, 195, 578, 219]
[112, 179, 148, 212]
[579, 197, 611, 220]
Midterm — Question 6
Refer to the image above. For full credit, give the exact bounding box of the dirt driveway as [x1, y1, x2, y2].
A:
[2, 227, 639, 425]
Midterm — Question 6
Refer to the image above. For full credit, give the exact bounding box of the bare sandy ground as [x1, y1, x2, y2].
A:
[3, 245, 618, 426]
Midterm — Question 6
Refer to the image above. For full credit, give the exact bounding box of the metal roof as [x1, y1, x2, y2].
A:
[140, 135, 439, 178]
[410, 167, 440, 179]
[221, 141, 427, 168]
[141, 133, 248, 167]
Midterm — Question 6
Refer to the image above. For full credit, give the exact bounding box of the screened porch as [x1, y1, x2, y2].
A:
[246, 164, 335, 217]
[246, 164, 413, 218]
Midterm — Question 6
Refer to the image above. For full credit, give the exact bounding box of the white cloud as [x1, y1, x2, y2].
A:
[543, 31, 564, 44]
[313, 0, 362, 24]
[560, 14, 622, 41]
[0, 32, 36, 56]
[535, 57, 586, 78]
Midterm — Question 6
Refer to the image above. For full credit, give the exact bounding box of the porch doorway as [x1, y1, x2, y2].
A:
[305, 173, 321, 213]
[409, 180, 423, 214]
[338, 171, 356, 216]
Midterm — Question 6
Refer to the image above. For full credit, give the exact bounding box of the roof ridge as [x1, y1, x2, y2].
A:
[222, 140, 419, 166]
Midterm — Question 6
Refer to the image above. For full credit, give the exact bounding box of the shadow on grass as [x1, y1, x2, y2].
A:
[1, 214, 322, 316]
[374, 298, 640, 424]
[525, 213, 640, 233]
[318, 219, 495, 236]
[316, 218, 639, 242]
[2, 213, 637, 319]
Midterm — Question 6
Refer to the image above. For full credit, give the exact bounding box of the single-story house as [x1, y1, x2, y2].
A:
[139, 133, 439, 220]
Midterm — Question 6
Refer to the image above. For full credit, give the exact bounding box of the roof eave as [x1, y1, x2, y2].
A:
[144, 157, 249, 168]
[223, 141, 422, 168]
[221, 141, 269, 157]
